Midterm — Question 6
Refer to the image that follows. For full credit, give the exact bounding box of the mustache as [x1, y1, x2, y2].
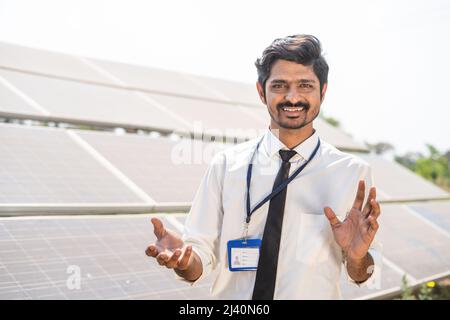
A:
[277, 101, 310, 110]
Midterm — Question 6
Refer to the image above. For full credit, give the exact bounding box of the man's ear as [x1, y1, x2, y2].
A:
[320, 83, 328, 102]
[256, 81, 266, 105]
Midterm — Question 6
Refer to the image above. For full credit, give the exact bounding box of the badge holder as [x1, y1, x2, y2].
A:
[227, 222, 261, 272]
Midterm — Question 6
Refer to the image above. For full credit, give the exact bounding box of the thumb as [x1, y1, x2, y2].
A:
[323, 207, 341, 228]
[151, 217, 166, 240]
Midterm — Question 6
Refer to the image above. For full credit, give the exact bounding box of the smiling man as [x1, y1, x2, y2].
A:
[146, 34, 381, 300]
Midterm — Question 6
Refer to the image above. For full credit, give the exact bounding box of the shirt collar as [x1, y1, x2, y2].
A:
[263, 127, 319, 161]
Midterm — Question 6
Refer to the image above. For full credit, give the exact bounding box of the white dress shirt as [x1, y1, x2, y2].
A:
[181, 128, 379, 299]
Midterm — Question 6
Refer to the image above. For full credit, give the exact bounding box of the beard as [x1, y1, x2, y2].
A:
[269, 101, 320, 129]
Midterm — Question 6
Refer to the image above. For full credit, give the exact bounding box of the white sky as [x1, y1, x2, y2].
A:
[0, 0, 449, 155]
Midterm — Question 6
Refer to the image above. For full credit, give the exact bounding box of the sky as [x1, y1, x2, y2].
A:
[0, 0, 449, 155]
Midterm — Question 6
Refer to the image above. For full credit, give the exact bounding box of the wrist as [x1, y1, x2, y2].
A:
[174, 250, 202, 281]
[345, 252, 374, 283]
[346, 253, 368, 266]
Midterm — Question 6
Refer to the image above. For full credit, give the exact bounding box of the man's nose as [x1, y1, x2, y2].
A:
[285, 88, 303, 104]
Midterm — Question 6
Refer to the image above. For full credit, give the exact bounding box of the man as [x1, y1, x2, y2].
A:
[145, 34, 381, 299]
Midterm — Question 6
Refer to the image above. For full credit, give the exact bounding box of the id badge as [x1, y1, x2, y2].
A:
[227, 238, 261, 271]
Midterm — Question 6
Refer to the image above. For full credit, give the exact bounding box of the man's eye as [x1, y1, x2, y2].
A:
[272, 84, 284, 89]
[299, 83, 313, 88]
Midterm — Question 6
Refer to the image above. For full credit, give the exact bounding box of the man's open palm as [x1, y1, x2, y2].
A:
[323, 180, 381, 260]
[145, 217, 193, 270]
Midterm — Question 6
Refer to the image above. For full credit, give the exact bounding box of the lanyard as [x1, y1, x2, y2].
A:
[245, 136, 321, 227]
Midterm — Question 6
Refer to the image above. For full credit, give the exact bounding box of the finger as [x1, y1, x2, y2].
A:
[177, 245, 193, 270]
[362, 187, 376, 217]
[370, 199, 381, 219]
[368, 216, 379, 234]
[165, 250, 182, 269]
[151, 217, 166, 240]
[352, 180, 365, 211]
[156, 252, 169, 266]
[323, 207, 341, 228]
[145, 244, 158, 257]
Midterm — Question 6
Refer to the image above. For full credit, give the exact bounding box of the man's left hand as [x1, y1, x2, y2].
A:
[323, 180, 381, 260]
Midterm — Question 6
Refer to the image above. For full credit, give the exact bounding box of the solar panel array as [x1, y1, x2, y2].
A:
[1, 204, 448, 300]
[0, 214, 214, 300]
[0, 41, 368, 149]
[0, 41, 449, 300]
[1, 124, 447, 206]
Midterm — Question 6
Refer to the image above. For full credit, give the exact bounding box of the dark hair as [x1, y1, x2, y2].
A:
[255, 34, 329, 98]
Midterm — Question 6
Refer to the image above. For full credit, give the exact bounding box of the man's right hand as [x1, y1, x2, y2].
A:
[145, 217, 192, 270]
[145, 218, 202, 281]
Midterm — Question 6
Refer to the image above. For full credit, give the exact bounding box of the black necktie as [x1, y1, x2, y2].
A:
[252, 149, 297, 300]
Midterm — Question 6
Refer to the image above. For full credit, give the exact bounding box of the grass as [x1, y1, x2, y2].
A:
[395, 275, 450, 300]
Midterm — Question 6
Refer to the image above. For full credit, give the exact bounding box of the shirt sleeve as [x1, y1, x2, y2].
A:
[178, 151, 225, 286]
[345, 163, 383, 288]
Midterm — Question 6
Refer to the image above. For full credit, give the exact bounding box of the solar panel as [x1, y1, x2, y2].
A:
[0, 42, 115, 85]
[146, 92, 267, 140]
[0, 214, 214, 300]
[407, 201, 450, 233]
[373, 203, 450, 279]
[0, 124, 143, 204]
[76, 129, 227, 203]
[185, 74, 263, 106]
[0, 68, 190, 133]
[0, 77, 42, 116]
[89, 59, 225, 101]
[353, 153, 450, 201]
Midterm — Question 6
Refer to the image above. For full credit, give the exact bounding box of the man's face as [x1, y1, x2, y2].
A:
[257, 59, 327, 130]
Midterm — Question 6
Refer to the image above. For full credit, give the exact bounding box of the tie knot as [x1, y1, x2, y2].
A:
[279, 149, 297, 162]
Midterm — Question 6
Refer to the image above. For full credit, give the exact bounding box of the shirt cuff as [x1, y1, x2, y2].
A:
[345, 247, 381, 288]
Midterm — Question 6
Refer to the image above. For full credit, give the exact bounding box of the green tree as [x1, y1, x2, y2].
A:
[414, 144, 450, 189]
[395, 152, 422, 171]
[396, 144, 450, 191]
